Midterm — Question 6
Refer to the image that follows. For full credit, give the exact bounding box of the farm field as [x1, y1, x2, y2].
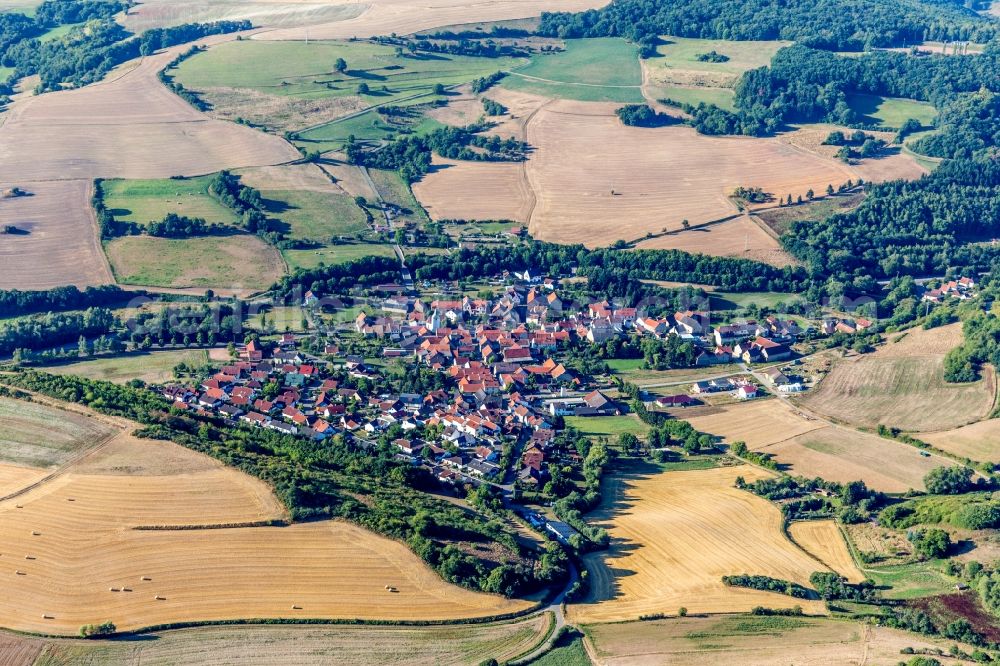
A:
[765, 426, 944, 493]
[607, 361, 742, 387]
[644, 36, 788, 112]
[0, 37, 298, 290]
[845, 92, 938, 129]
[651, 82, 735, 110]
[676, 399, 946, 492]
[521, 100, 854, 247]
[798, 324, 995, 432]
[0, 405, 530, 635]
[922, 419, 1000, 462]
[252, 0, 608, 43]
[501, 38, 644, 103]
[101, 176, 239, 226]
[120, 0, 366, 32]
[44, 350, 210, 385]
[788, 520, 865, 583]
[237, 162, 371, 243]
[283, 243, 398, 271]
[18, 615, 551, 665]
[564, 415, 650, 440]
[174, 39, 524, 133]
[755, 191, 866, 236]
[635, 216, 796, 267]
[568, 465, 828, 624]
[0, 179, 113, 290]
[583, 615, 977, 665]
[708, 290, 802, 310]
[413, 155, 534, 223]
[0, 397, 115, 470]
[105, 234, 286, 290]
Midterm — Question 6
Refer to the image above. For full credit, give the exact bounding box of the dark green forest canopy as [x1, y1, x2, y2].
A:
[537, 0, 996, 51]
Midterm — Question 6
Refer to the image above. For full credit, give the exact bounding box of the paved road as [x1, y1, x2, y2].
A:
[513, 561, 578, 665]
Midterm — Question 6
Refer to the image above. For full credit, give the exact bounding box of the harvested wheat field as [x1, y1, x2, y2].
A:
[519, 100, 854, 247]
[568, 465, 829, 624]
[778, 124, 928, 183]
[676, 399, 825, 449]
[788, 520, 865, 583]
[0, 465, 46, 500]
[0, 180, 112, 290]
[584, 615, 979, 666]
[255, 0, 609, 41]
[799, 324, 995, 432]
[0, 42, 296, 183]
[413, 156, 534, 223]
[0, 408, 527, 635]
[18, 615, 551, 665]
[922, 419, 1000, 462]
[675, 399, 947, 492]
[635, 216, 796, 267]
[765, 426, 946, 493]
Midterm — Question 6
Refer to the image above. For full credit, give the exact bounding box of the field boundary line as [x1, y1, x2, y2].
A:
[0, 427, 119, 503]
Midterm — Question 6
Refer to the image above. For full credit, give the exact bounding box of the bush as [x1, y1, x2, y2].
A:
[80, 620, 116, 637]
[953, 502, 1000, 530]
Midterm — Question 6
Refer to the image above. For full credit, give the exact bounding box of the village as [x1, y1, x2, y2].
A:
[155, 271, 979, 516]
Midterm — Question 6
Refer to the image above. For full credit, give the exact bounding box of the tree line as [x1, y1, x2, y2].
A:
[536, 0, 994, 52]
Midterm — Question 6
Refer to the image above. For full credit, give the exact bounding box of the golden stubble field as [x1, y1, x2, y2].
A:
[568, 465, 829, 624]
[676, 398, 947, 493]
[788, 520, 865, 583]
[0, 404, 528, 635]
[798, 324, 995, 432]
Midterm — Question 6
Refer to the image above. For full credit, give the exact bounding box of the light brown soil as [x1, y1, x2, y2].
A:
[0, 179, 113, 289]
[412, 155, 534, 222]
[635, 216, 797, 267]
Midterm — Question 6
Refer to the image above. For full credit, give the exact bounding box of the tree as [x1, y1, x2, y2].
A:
[681, 219, 690, 229]
[357, 82, 370, 95]
[923, 466, 974, 495]
[77, 334, 90, 358]
[433, 83, 446, 95]
[910, 527, 951, 559]
[334, 57, 347, 73]
[806, 188, 814, 200]
[826, 184, 835, 196]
